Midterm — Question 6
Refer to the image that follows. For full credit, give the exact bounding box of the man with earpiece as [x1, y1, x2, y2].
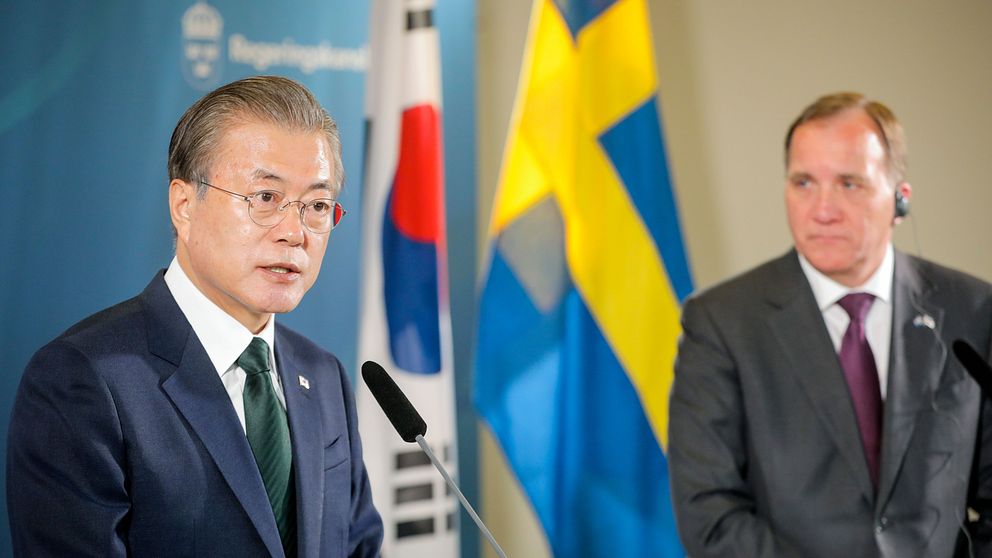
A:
[669, 92, 992, 557]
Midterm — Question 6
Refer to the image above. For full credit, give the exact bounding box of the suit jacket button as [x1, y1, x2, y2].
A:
[875, 517, 889, 533]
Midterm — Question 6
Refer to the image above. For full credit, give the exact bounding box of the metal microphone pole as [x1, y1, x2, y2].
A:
[415, 434, 507, 558]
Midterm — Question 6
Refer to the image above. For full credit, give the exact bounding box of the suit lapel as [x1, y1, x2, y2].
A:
[876, 253, 945, 510]
[141, 274, 286, 558]
[275, 328, 324, 558]
[765, 253, 877, 501]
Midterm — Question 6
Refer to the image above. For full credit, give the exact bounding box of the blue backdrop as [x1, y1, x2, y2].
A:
[0, 1, 478, 555]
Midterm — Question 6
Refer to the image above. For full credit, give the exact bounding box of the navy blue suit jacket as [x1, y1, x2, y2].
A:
[7, 273, 382, 557]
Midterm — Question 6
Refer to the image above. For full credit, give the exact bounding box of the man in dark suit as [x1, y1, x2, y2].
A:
[669, 92, 992, 557]
[6, 76, 382, 557]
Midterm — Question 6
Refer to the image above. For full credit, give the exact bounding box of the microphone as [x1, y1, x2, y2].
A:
[952, 339, 992, 394]
[361, 361, 507, 558]
[361, 360, 426, 442]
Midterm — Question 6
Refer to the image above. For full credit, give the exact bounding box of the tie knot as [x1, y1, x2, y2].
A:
[838, 292, 875, 324]
[238, 337, 271, 376]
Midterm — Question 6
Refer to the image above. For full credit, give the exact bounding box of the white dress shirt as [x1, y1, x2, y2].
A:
[798, 245, 894, 399]
[164, 257, 287, 432]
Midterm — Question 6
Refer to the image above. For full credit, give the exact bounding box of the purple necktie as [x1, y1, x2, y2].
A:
[837, 293, 883, 488]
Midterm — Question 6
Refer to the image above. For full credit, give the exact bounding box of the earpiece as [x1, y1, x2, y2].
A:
[894, 190, 910, 219]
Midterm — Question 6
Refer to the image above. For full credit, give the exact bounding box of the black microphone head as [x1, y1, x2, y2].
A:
[361, 360, 427, 443]
[953, 339, 992, 393]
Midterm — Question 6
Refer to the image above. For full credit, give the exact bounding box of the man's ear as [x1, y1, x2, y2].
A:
[893, 181, 912, 224]
[169, 179, 196, 242]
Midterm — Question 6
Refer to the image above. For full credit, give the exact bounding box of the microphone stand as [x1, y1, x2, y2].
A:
[415, 434, 507, 558]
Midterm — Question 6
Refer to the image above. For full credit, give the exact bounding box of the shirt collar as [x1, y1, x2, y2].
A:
[798, 244, 894, 311]
[164, 257, 276, 375]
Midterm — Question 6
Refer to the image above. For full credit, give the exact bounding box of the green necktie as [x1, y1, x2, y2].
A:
[238, 337, 297, 557]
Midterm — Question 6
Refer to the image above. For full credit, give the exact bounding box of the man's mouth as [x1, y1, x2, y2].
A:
[261, 263, 302, 276]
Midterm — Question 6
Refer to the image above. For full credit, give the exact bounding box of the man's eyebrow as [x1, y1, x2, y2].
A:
[249, 169, 338, 196]
[838, 173, 866, 183]
[307, 183, 340, 199]
[250, 168, 282, 183]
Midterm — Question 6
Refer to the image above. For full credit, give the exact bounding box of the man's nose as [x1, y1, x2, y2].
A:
[811, 187, 842, 222]
[273, 201, 306, 244]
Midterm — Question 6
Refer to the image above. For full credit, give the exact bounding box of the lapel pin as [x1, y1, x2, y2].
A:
[298, 375, 310, 390]
[913, 313, 936, 330]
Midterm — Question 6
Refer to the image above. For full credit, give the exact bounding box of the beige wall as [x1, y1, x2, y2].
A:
[477, 1, 992, 555]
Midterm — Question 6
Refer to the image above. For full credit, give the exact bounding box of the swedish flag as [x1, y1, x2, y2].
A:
[474, 0, 691, 555]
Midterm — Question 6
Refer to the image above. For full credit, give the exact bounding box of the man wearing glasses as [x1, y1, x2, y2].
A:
[7, 76, 382, 557]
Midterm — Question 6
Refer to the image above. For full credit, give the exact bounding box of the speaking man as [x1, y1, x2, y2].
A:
[7, 76, 382, 557]
[669, 92, 992, 557]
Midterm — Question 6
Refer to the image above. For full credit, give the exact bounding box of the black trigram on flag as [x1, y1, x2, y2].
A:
[392, 445, 458, 540]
